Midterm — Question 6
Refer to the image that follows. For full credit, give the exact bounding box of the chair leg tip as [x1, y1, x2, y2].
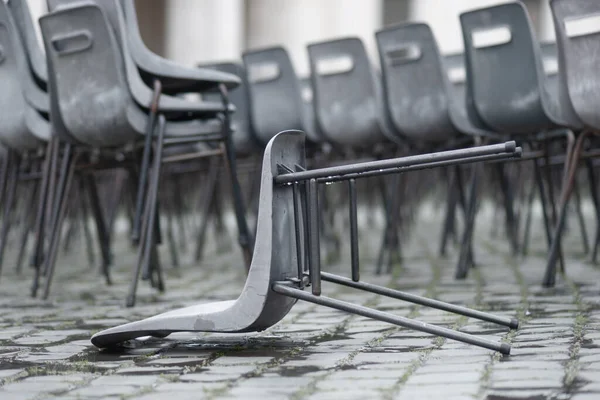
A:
[500, 343, 511, 355]
[509, 318, 519, 330]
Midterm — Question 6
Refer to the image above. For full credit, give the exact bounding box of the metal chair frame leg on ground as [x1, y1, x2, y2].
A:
[92, 131, 520, 355]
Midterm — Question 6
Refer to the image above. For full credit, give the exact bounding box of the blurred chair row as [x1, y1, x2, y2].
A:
[0, 0, 597, 307]
[224, 0, 600, 286]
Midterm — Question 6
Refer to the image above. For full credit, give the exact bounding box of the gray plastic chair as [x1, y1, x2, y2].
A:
[242, 46, 309, 146]
[541, 0, 600, 286]
[0, 1, 51, 278]
[0, 2, 47, 151]
[550, 0, 600, 130]
[7, 0, 47, 84]
[460, 2, 572, 134]
[375, 23, 459, 145]
[47, 0, 239, 94]
[307, 37, 397, 149]
[92, 130, 520, 355]
[38, 3, 254, 305]
[198, 62, 259, 155]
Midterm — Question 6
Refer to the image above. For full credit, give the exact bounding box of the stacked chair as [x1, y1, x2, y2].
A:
[0, 0, 598, 352]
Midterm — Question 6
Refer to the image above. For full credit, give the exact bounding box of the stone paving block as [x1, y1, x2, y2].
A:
[1, 215, 600, 398]
[1, 379, 75, 393]
[69, 384, 140, 397]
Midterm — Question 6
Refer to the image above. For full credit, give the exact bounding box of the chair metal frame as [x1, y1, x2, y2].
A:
[92, 130, 521, 355]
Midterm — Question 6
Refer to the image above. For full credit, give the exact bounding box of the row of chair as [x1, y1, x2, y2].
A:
[0, 0, 597, 307]
[223, 0, 600, 286]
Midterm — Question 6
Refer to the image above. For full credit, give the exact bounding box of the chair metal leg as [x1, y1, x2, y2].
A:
[586, 159, 600, 263]
[573, 178, 589, 255]
[132, 80, 161, 244]
[0, 151, 19, 279]
[0, 148, 11, 210]
[376, 174, 403, 275]
[194, 156, 220, 262]
[439, 167, 459, 256]
[455, 162, 480, 279]
[171, 176, 187, 253]
[31, 138, 56, 297]
[165, 197, 180, 268]
[16, 180, 39, 274]
[127, 114, 166, 307]
[219, 84, 253, 270]
[41, 148, 79, 300]
[496, 162, 519, 254]
[542, 139, 566, 274]
[272, 282, 511, 355]
[76, 176, 96, 267]
[543, 131, 591, 287]
[321, 272, 518, 328]
[86, 174, 112, 284]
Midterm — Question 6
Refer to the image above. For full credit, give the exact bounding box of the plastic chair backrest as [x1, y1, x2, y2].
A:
[376, 23, 457, 143]
[7, 0, 47, 84]
[199, 62, 258, 154]
[307, 37, 386, 148]
[460, 2, 555, 134]
[550, 0, 599, 129]
[40, 3, 134, 147]
[0, 1, 44, 150]
[242, 46, 304, 146]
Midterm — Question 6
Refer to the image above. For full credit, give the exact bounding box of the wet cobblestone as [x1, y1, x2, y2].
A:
[0, 208, 599, 399]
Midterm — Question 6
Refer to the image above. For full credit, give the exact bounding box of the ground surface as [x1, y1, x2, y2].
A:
[0, 207, 599, 400]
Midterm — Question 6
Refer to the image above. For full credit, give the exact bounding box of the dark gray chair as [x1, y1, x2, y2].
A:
[242, 46, 312, 146]
[459, 1, 585, 285]
[543, 0, 600, 285]
[460, 2, 568, 134]
[0, 0, 51, 279]
[198, 62, 258, 155]
[38, 2, 252, 305]
[375, 23, 460, 146]
[307, 37, 398, 149]
[92, 130, 519, 356]
[375, 23, 500, 278]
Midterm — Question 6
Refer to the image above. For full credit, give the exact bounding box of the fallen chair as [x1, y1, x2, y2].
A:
[92, 130, 521, 354]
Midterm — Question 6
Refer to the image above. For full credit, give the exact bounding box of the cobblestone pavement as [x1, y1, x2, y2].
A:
[1, 206, 600, 400]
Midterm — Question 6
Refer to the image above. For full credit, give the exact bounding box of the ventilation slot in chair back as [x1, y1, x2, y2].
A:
[308, 37, 385, 148]
[376, 23, 457, 143]
[242, 46, 304, 146]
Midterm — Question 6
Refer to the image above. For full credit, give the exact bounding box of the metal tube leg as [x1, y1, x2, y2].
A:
[543, 132, 589, 287]
[0, 151, 19, 279]
[534, 158, 553, 248]
[572, 179, 589, 255]
[439, 168, 459, 256]
[220, 84, 253, 270]
[542, 141, 566, 275]
[496, 163, 519, 255]
[132, 81, 161, 243]
[31, 139, 56, 297]
[77, 176, 96, 268]
[165, 199, 180, 268]
[520, 166, 537, 257]
[321, 272, 519, 328]
[586, 159, 600, 263]
[308, 178, 321, 296]
[41, 150, 78, 300]
[86, 174, 113, 284]
[455, 162, 479, 279]
[193, 156, 220, 262]
[16, 181, 39, 274]
[272, 283, 511, 355]
[127, 115, 166, 307]
[0, 148, 11, 210]
[349, 179, 360, 282]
